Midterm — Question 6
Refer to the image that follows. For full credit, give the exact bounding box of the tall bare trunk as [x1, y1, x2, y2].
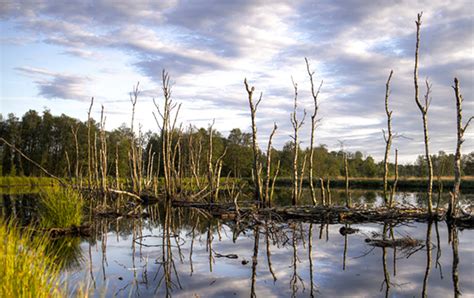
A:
[414, 12, 433, 215]
[290, 78, 306, 205]
[87, 97, 94, 188]
[244, 79, 263, 205]
[305, 57, 324, 206]
[389, 149, 399, 207]
[129, 83, 140, 194]
[449, 78, 473, 219]
[344, 152, 350, 208]
[382, 70, 394, 206]
[264, 123, 277, 207]
[153, 70, 181, 200]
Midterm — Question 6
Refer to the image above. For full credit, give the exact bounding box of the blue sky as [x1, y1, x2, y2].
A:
[1, 0, 473, 163]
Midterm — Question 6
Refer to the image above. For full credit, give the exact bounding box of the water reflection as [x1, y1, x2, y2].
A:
[1, 192, 473, 297]
[58, 207, 473, 297]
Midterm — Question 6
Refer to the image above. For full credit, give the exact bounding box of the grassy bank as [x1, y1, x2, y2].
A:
[0, 176, 59, 187]
[0, 222, 62, 297]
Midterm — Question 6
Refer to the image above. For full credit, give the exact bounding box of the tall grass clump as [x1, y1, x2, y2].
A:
[0, 222, 62, 297]
[39, 187, 84, 229]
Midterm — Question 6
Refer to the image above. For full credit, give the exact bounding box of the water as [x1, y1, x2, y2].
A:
[1, 190, 473, 297]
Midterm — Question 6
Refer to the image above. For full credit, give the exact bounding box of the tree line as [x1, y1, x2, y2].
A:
[1, 109, 472, 180]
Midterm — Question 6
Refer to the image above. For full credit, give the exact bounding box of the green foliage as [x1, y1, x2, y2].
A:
[39, 187, 83, 229]
[0, 221, 62, 298]
[1, 109, 473, 180]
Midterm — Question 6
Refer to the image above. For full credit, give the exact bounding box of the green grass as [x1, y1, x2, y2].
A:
[0, 176, 58, 187]
[39, 187, 84, 229]
[0, 221, 62, 298]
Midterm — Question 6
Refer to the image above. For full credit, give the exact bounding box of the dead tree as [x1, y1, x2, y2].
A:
[264, 123, 278, 207]
[269, 160, 280, 207]
[389, 149, 399, 207]
[344, 152, 350, 208]
[153, 70, 181, 200]
[290, 78, 306, 205]
[99, 106, 108, 203]
[305, 57, 324, 206]
[338, 140, 350, 207]
[244, 79, 263, 204]
[207, 122, 215, 201]
[382, 70, 394, 206]
[449, 78, 473, 219]
[414, 12, 434, 215]
[129, 83, 141, 194]
[87, 97, 94, 188]
[319, 177, 326, 206]
[71, 123, 81, 187]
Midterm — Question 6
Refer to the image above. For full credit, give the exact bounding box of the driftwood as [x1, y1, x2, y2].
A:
[170, 201, 470, 226]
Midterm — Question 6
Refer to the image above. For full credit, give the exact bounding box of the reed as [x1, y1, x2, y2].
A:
[39, 187, 83, 229]
[0, 221, 62, 298]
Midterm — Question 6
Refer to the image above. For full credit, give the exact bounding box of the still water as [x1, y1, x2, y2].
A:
[1, 190, 473, 297]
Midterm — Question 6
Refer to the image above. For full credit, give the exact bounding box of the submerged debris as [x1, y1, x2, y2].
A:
[365, 236, 422, 248]
[339, 226, 359, 235]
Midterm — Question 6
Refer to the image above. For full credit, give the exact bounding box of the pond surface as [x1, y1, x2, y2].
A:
[1, 190, 473, 297]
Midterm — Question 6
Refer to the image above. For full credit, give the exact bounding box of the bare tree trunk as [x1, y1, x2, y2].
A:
[153, 70, 181, 200]
[298, 153, 307, 203]
[449, 78, 473, 219]
[269, 160, 280, 207]
[389, 149, 399, 207]
[414, 12, 434, 215]
[87, 97, 94, 188]
[319, 177, 326, 206]
[207, 123, 215, 203]
[99, 106, 108, 205]
[344, 152, 350, 208]
[244, 79, 263, 205]
[290, 78, 306, 206]
[93, 132, 99, 189]
[382, 70, 394, 206]
[326, 177, 332, 206]
[71, 124, 80, 187]
[129, 83, 140, 194]
[65, 151, 72, 182]
[264, 123, 277, 207]
[305, 58, 324, 206]
[115, 143, 120, 190]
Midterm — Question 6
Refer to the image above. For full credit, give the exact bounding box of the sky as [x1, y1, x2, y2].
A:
[1, 0, 473, 164]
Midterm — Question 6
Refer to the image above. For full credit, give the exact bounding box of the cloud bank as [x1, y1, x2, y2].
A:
[1, 0, 473, 162]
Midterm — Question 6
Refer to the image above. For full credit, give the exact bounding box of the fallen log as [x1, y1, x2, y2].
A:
[365, 237, 422, 248]
[171, 202, 461, 225]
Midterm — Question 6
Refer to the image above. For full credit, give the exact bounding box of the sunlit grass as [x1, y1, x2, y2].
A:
[0, 221, 62, 298]
[39, 187, 84, 229]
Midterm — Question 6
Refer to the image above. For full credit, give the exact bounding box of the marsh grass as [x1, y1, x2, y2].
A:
[39, 187, 83, 229]
[0, 176, 58, 187]
[0, 222, 62, 298]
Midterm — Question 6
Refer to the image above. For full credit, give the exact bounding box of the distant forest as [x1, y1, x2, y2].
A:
[1, 109, 473, 178]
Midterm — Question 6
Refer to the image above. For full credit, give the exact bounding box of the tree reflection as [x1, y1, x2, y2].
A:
[421, 220, 432, 298]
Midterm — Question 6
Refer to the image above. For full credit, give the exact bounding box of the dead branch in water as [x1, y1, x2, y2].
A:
[0, 137, 67, 187]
